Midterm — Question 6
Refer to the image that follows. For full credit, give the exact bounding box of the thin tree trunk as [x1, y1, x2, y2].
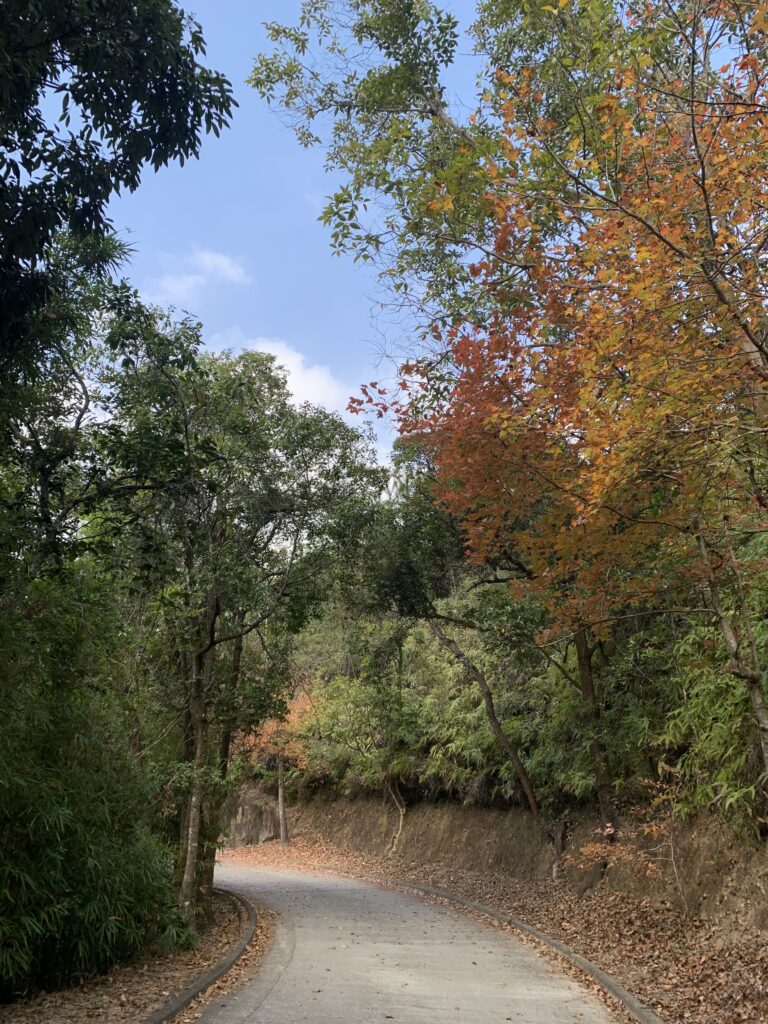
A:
[194, 725, 236, 908]
[574, 627, 617, 833]
[219, 727, 232, 780]
[218, 628, 242, 782]
[197, 801, 220, 909]
[386, 780, 406, 854]
[748, 681, 768, 772]
[175, 668, 195, 886]
[277, 755, 289, 845]
[178, 651, 212, 920]
[178, 707, 207, 918]
[698, 530, 768, 775]
[428, 621, 542, 823]
[197, 630, 244, 903]
[177, 799, 191, 889]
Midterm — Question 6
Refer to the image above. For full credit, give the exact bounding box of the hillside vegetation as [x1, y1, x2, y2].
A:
[249, 0, 768, 842]
[3, 0, 768, 1003]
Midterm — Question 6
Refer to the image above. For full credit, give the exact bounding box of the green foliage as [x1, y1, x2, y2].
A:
[293, 607, 524, 804]
[1, 0, 234, 375]
[289, 587, 768, 819]
[0, 566, 178, 997]
[660, 626, 760, 816]
[4, 1, 768, 1002]
[293, 614, 422, 791]
[279, 475, 768, 826]
[250, 1, 501, 325]
[252, 0, 768, 831]
[0, 231, 384, 984]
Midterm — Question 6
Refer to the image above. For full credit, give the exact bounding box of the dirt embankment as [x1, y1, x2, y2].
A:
[227, 785, 768, 934]
[224, 788, 768, 1024]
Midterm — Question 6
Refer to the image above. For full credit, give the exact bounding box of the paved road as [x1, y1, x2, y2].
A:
[200, 864, 615, 1024]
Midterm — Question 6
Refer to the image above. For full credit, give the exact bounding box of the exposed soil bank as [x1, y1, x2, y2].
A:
[226, 784, 768, 933]
[224, 788, 768, 1024]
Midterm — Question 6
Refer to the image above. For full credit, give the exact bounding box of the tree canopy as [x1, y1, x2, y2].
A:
[0, 0, 234, 376]
[252, 0, 768, 830]
[4, 0, 768, 1001]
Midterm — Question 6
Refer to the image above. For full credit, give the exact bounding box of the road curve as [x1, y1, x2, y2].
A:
[199, 864, 615, 1024]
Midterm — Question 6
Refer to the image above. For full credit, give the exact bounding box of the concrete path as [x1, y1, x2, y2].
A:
[200, 864, 616, 1024]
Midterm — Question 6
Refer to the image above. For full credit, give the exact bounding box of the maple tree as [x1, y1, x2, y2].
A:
[248, 691, 316, 843]
[395, 0, 768, 782]
[256, 0, 768, 819]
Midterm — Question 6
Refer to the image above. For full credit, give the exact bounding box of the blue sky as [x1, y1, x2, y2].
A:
[108, 1, 479, 454]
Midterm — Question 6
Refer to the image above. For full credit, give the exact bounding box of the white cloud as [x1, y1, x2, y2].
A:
[149, 271, 206, 307]
[206, 329, 395, 466]
[208, 329, 349, 412]
[145, 248, 250, 308]
[192, 249, 249, 284]
[250, 338, 351, 411]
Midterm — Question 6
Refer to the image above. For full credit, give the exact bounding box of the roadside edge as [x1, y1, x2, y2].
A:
[140, 888, 257, 1024]
[386, 878, 667, 1024]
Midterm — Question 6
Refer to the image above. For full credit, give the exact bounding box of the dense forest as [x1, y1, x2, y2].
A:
[3, 0, 768, 1003]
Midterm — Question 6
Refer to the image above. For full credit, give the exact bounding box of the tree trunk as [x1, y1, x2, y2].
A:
[175, 674, 195, 887]
[574, 627, 617, 833]
[217, 628, 241, 782]
[386, 780, 406, 854]
[177, 795, 191, 889]
[195, 630, 244, 904]
[698, 530, 768, 776]
[196, 725, 236, 908]
[196, 800, 219, 909]
[178, 712, 207, 919]
[748, 680, 768, 774]
[178, 652, 212, 921]
[277, 755, 289, 845]
[428, 621, 542, 824]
